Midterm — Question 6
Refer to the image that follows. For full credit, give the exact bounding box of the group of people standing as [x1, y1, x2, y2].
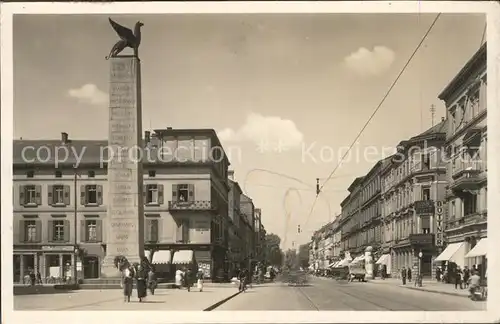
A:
[175, 267, 206, 292]
[121, 263, 157, 303]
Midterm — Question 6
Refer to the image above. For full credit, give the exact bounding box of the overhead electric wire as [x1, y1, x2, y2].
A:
[300, 13, 442, 233]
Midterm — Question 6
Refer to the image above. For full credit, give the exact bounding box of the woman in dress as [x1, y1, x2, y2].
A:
[175, 269, 184, 289]
[122, 265, 134, 302]
[135, 264, 147, 302]
[196, 270, 205, 292]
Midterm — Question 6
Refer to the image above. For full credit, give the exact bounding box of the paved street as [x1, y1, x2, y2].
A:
[216, 277, 486, 311]
[14, 286, 238, 311]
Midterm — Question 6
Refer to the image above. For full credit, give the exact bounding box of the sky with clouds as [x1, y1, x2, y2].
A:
[13, 13, 485, 248]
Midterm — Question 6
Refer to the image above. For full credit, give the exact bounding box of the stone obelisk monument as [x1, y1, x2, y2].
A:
[101, 18, 145, 277]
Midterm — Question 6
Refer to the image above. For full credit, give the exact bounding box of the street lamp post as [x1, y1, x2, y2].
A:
[418, 251, 423, 287]
[73, 165, 79, 284]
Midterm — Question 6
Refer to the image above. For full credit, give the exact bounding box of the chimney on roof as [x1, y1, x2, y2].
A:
[441, 117, 445, 122]
[167, 127, 173, 130]
[228, 170, 235, 180]
[61, 132, 70, 145]
[145, 131, 151, 144]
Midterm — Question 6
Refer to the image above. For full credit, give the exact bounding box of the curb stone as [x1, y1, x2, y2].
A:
[401, 285, 468, 298]
[203, 290, 243, 311]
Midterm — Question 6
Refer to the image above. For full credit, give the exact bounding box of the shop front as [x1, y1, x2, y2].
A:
[14, 245, 77, 283]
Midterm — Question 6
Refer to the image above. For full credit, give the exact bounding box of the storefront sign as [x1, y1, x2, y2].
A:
[41, 245, 75, 252]
[409, 234, 434, 245]
[415, 200, 435, 214]
[435, 201, 445, 247]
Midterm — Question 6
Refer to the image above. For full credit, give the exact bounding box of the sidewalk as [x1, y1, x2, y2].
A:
[367, 278, 470, 298]
[14, 285, 242, 310]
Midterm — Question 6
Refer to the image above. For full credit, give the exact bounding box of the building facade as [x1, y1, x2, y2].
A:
[438, 43, 487, 273]
[13, 128, 258, 282]
[380, 121, 448, 278]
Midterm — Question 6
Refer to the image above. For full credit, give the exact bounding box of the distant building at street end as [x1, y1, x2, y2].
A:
[437, 43, 487, 276]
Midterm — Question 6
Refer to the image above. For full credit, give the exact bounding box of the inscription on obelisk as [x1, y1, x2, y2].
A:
[101, 56, 145, 277]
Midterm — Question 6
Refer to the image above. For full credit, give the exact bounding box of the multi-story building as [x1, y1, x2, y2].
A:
[239, 193, 256, 269]
[358, 160, 386, 260]
[339, 177, 364, 258]
[437, 43, 487, 275]
[227, 171, 243, 274]
[380, 120, 448, 278]
[331, 217, 342, 262]
[13, 128, 234, 282]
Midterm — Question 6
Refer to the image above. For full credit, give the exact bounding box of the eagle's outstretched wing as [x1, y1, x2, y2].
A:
[109, 18, 135, 42]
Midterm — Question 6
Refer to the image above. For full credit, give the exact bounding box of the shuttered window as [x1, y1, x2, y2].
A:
[80, 218, 102, 242]
[48, 219, 70, 242]
[81, 185, 103, 205]
[19, 185, 41, 206]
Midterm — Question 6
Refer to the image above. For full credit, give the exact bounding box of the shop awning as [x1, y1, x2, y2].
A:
[152, 250, 172, 264]
[376, 254, 390, 265]
[434, 242, 467, 266]
[336, 258, 351, 267]
[465, 238, 488, 258]
[328, 261, 339, 268]
[351, 255, 365, 264]
[172, 250, 194, 265]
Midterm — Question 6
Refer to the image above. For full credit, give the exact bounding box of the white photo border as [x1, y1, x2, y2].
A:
[1, 1, 499, 323]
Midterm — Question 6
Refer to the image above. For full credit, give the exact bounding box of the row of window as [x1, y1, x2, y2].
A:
[382, 152, 434, 192]
[18, 183, 196, 207]
[382, 185, 432, 216]
[360, 176, 381, 205]
[448, 83, 486, 135]
[18, 218, 193, 244]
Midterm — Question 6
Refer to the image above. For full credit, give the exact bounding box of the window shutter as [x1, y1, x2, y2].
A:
[176, 220, 183, 242]
[145, 219, 152, 242]
[80, 220, 87, 243]
[157, 218, 162, 243]
[143, 185, 147, 204]
[158, 185, 164, 204]
[188, 184, 195, 202]
[151, 219, 159, 242]
[96, 219, 103, 242]
[35, 220, 42, 243]
[183, 219, 190, 242]
[97, 185, 103, 205]
[19, 185, 25, 206]
[47, 185, 54, 205]
[172, 184, 178, 201]
[35, 185, 42, 205]
[63, 185, 70, 205]
[19, 220, 26, 242]
[48, 220, 54, 242]
[80, 185, 86, 205]
[63, 220, 70, 242]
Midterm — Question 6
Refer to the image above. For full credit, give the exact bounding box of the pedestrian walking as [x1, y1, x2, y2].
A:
[463, 267, 470, 289]
[436, 267, 441, 282]
[175, 269, 183, 289]
[454, 268, 463, 290]
[29, 269, 36, 286]
[122, 265, 134, 302]
[184, 268, 192, 292]
[196, 270, 205, 292]
[135, 264, 147, 302]
[407, 268, 412, 282]
[147, 269, 157, 295]
[401, 267, 407, 285]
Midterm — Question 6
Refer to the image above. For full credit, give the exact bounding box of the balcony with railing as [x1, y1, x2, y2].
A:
[446, 210, 487, 231]
[168, 200, 217, 211]
[451, 159, 484, 191]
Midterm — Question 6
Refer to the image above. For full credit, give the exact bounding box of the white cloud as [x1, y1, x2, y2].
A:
[344, 46, 395, 77]
[68, 84, 108, 105]
[218, 113, 304, 152]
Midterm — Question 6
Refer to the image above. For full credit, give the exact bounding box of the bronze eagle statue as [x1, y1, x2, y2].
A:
[106, 18, 144, 60]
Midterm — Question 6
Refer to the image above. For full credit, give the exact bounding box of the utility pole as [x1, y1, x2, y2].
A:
[430, 104, 436, 127]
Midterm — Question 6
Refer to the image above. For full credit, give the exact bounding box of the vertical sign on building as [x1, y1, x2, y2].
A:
[435, 201, 444, 246]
